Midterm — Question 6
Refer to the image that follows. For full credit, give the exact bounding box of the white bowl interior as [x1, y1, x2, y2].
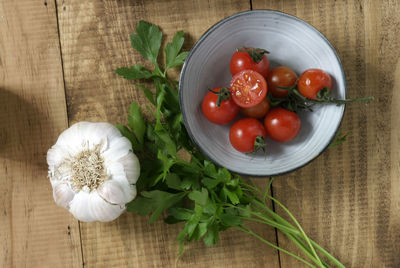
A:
[179, 10, 345, 176]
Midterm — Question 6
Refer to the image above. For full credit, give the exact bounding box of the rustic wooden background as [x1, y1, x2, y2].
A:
[1, 0, 399, 267]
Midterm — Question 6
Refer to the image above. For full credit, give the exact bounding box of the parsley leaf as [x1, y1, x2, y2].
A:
[127, 190, 186, 223]
[202, 177, 221, 190]
[115, 64, 153, 80]
[165, 31, 188, 71]
[115, 124, 140, 151]
[168, 207, 193, 221]
[165, 173, 182, 190]
[134, 83, 156, 105]
[155, 130, 177, 157]
[220, 213, 242, 227]
[329, 129, 348, 148]
[128, 103, 146, 145]
[130, 21, 162, 65]
[203, 224, 219, 246]
[188, 188, 208, 206]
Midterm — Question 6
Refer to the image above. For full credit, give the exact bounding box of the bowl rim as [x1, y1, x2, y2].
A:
[179, 9, 346, 177]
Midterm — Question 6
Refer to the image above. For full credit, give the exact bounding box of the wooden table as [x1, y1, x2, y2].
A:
[1, 0, 399, 267]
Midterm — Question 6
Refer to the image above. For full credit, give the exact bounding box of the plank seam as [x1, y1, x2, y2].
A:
[53, 0, 85, 267]
[270, 182, 282, 268]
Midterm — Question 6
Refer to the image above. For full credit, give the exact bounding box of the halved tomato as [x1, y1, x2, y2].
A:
[230, 70, 268, 108]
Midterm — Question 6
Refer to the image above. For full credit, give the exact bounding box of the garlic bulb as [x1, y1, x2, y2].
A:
[47, 122, 140, 222]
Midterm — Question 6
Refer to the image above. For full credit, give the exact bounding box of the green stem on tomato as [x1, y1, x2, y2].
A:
[292, 88, 374, 105]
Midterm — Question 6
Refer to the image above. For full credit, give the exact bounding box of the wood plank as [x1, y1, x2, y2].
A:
[0, 0, 82, 267]
[56, 0, 280, 267]
[252, 0, 400, 267]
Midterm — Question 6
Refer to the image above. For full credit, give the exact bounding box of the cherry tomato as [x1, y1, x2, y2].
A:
[202, 87, 239, 125]
[298, 68, 332, 100]
[230, 48, 270, 77]
[240, 98, 270, 119]
[230, 118, 267, 153]
[230, 70, 268, 108]
[264, 108, 301, 142]
[267, 66, 298, 98]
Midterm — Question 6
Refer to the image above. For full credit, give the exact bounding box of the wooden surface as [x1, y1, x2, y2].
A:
[1, 0, 399, 267]
[0, 0, 82, 267]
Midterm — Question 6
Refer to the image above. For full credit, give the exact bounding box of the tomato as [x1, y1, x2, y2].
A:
[264, 108, 301, 142]
[202, 87, 239, 125]
[240, 98, 270, 119]
[230, 70, 268, 108]
[297, 68, 332, 100]
[230, 48, 270, 77]
[229, 118, 267, 153]
[267, 66, 298, 98]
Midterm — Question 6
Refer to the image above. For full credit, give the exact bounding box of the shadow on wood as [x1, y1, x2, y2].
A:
[0, 87, 53, 168]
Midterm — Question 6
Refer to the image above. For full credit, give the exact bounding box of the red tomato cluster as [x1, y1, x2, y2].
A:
[201, 47, 333, 153]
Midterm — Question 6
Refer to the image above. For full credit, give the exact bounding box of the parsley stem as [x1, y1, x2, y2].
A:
[154, 65, 166, 79]
[223, 204, 297, 234]
[227, 205, 329, 267]
[252, 198, 291, 227]
[240, 182, 263, 194]
[286, 233, 331, 268]
[263, 177, 275, 201]
[240, 214, 300, 236]
[250, 198, 345, 268]
[251, 198, 322, 265]
[308, 241, 345, 268]
[265, 194, 323, 267]
[250, 198, 328, 266]
[224, 203, 332, 267]
[236, 225, 317, 268]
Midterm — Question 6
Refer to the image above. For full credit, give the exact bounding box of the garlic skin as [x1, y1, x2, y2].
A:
[47, 122, 140, 222]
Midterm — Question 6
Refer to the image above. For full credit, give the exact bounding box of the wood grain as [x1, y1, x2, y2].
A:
[56, 0, 280, 267]
[252, 0, 400, 267]
[0, 0, 82, 267]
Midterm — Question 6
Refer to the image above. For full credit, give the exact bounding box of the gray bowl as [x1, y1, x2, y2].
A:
[179, 10, 345, 177]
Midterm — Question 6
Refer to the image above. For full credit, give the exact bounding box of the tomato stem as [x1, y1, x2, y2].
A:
[238, 47, 270, 63]
[251, 136, 267, 154]
[293, 88, 374, 105]
[208, 87, 231, 107]
[269, 85, 374, 113]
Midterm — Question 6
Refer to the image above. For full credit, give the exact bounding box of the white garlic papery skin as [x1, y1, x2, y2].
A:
[47, 122, 140, 222]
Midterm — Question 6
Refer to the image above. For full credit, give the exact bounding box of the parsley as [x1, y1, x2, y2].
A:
[329, 129, 348, 148]
[116, 21, 345, 268]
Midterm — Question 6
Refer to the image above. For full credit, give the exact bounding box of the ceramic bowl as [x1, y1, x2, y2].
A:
[179, 10, 345, 177]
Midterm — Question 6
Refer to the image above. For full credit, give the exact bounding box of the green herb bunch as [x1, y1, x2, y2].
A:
[116, 21, 345, 268]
